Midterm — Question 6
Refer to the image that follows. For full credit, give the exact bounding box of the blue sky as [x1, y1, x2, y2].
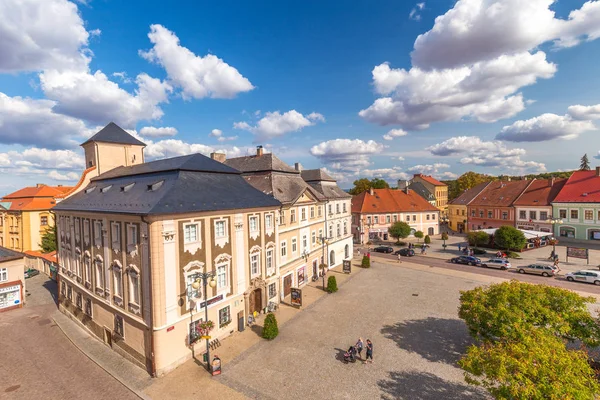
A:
[1, 0, 600, 195]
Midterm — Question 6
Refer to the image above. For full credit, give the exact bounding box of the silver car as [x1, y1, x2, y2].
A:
[517, 264, 559, 277]
[481, 258, 512, 270]
[565, 270, 600, 285]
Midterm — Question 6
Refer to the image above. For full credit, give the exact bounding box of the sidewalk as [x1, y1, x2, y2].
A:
[52, 259, 365, 400]
[52, 310, 153, 399]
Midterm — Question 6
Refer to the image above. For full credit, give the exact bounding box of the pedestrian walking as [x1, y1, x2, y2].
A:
[458, 244, 461, 252]
[397, 254, 402, 263]
[554, 258, 560, 269]
[364, 339, 373, 364]
[420, 246, 425, 255]
[357, 248, 361, 256]
[355, 337, 364, 360]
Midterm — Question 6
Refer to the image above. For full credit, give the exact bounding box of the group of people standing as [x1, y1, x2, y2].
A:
[347, 337, 373, 364]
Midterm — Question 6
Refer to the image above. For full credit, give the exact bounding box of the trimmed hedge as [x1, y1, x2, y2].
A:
[262, 313, 279, 340]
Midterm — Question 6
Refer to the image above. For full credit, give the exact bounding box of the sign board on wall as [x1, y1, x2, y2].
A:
[290, 288, 302, 307]
[0, 285, 21, 309]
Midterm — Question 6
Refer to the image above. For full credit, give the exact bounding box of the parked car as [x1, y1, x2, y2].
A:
[450, 256, 482, 266]
[481, 258, 512, 270]
[517, 264, 558, 277]
[373, 246, 394, 253]
[24, 268, 39, 279]
[394, 248, 415, 257]
[565, 270, 600, 285]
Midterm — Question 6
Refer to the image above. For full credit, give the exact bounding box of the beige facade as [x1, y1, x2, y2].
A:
[0, 249, 26, 312]
[82, 141, 145, 176]
[412, 174, 448, 216]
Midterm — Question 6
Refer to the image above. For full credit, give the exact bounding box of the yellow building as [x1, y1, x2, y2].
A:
[411, 174, 448, 216]
[447, 181, 491, 233]
[0, 184, 72, 252]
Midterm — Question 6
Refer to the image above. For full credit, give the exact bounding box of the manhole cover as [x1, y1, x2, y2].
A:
[5, 385, 20, 393]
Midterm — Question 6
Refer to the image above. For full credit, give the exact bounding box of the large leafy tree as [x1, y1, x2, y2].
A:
[39, 224, 57, 253]
[448, 172, 494, 200]
[581, 153, 591, 171]
[370, 178, 390, 189]
[493, 225, 526, 251]
[466, 231, 489, 247]
[349, 178, 390, 195]
[388, 222, 411, 243]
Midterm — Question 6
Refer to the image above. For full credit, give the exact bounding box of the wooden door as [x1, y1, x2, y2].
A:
[249, 289, 262, 314]
[283, 275, 292, 297]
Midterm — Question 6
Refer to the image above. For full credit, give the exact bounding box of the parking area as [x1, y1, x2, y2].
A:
[217, 260, 502, 400]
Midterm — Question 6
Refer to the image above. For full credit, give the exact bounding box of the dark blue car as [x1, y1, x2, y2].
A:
[450, 256, 481, 266]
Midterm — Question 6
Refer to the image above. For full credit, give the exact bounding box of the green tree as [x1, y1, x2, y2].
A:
[581, 153, 591, 171]
[459, 327, 600, 400]
[39, 224, 57, 253]
[494, 226, 526, 251]
[458, 281, 600, 345]
[361, 255, 371, 268]
[262, 313, 279, 340]
[349, 178, 371, 195]
[449, 172, 494, 200]
[441, 232, 449, 250]
[388, 221, 411, 243]
[413, 231, 424, 242]
[467, 231, 489, 247]
[326, 276, 338, 293]
[424, 235, 431, 244]
[370, 178, 390, 189]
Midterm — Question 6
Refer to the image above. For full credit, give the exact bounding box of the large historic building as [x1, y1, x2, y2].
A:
[447, 181, 491, 233]
[399, 174, 448, 216]
[467, 180, 531, 231]
[351, 188, 440, 243]
[513, 178, 567, 233]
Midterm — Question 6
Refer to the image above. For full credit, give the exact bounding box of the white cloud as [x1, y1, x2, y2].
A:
[310, 138, 385, 176]
[140, 24, 254, 100]
[208, 128, 238, 142]
[234, 110, 325, 140]
[360, 0, 600, 130]
[0, 92, 93, 148]
[409, 2, 425, 21]
[383, 128, 408, 141]
[139, 126, 178, 138]
[407, 163, 450, 174]
[143, 138, 250, 161]
[0, 147, 85, 183]
[0, 0, 90, 73]
[363, 167, 411, 183]
[112, 71, 132, 83]
[496, 113, 596, 142]
[568, 104, 600, 120]
[427, 135, 546, 173]
[48, 170, 80, 181]
[209, 129, 223, 138]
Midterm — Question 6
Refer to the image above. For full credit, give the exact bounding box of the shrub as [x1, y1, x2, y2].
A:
[395, 241, 407, 246]
[361, 255, 371, 268]
[467, 231, 490, 247]
[262, 313, 279, 340]
[414, 231, 424, 242]
[506, 251, 521, 259]
[326, 276, 338, 293]
[424, 235, 431, 244]
[472, 248, 487, 255]
[388, 222, 411, 242]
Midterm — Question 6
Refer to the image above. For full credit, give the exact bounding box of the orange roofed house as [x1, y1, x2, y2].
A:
[0, 184, 72, 252]
[467, 180, 531, 231]
[351, 188, 440, 244]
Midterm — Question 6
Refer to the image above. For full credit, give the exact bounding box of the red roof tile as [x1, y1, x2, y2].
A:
[449, 181, 492, 206]
[469, 180, 531, 207]
[513, 178, 567, 206]
[4, 198, 58, 211]
[352, 188, 439, 214]
[414, 174, 446, 187]
[25, 250, 57, 264]
[3, 185, 73, 199]
[553, 170, 600, 203]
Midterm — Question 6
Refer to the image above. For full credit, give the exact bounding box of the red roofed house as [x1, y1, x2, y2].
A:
[399, 174, 448, 217]
[513, 178, 567, 232]
[0, 184, 73, 252]
[552, 167, 600, 241]
[467, 180, 531, 231]
[351, 188, 440, 244]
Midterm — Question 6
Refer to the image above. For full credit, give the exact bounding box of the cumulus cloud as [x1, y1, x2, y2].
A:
[363, 167, 411, 183]
[568, 104, 600, 120]
[0, 0, 91, 73]
[360, 0, 600, 130]
[427, 136, 546, 173]
[143, 138, 252, 161]
[383, 128, 408, 141]
[234, 110, 324, 141]
[496, 113, 596, 142]
[407, 163, 450, 174]
[139, 126, 178, 138]
[0, 147, 85, 183]
[310, 139, 385, 177]
[48, 170, 80, 181]
[140, 24, 254, 100]
[409, 2, 425, 21]
[208, 128, 238, 142]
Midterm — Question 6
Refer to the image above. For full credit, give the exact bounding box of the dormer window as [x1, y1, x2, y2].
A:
[85, 186, 96, 194]
[121, 183, 135, 192]
[147, 180, 164, 191]
[101, 185, 112, 193]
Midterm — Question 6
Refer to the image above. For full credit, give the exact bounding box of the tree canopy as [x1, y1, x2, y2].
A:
[581, 153, 591, 171]
[467, 231, 489, 247]
[39, 224, 57, 253]
[494, 226, 526, 251]
[414, 231, 424, 242]
[349, 178, 390, 195]
[448, 172, 494, 200]
[388, 221, 411, 242]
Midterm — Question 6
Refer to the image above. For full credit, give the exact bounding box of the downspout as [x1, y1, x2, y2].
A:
[140, 215, 156, 377]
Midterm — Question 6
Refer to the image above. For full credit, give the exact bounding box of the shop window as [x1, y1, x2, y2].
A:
[268, 283, 277, 299]
[114, 315, 124, 337]
[329, 250, 335, 266]
[219, 306, 231, 327]
[297, 267, 305, 285]
[344, 244, 349, 259]
[189, 319, 201, 344]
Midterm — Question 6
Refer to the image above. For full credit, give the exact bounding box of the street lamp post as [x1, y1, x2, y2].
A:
[188, 271, 217, 372]
[546, 217, 564, 254]
[319, 234, 333, 290]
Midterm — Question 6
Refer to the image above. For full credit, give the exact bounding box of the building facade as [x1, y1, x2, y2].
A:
[552, 168, 600, 241]
[467, 180, 531, 231]
[513, 178, 567, 233]
[351, 188, 440, 244]
[399, 174, 448, 216]
[447, 181, 491, 233]
[0, 247, 26, 312]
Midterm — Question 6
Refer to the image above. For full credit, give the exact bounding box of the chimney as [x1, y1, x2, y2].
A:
[548, 177, 555, 187]
[596, 166, 600, 176]
[404, 187, 409, 194]
[398, 180, 409, 190]
[256, 145, 264, 157]
[210, 152, 226, 163]
[294, 162, 303, 172]
[36, 183, 46, 188]
[369, 188, 374, 196]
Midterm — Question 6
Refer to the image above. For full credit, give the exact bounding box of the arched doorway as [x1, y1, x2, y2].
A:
[329, 250, 335, 266]
[428, 227, 434, 235]
[249, 288, 262, 314]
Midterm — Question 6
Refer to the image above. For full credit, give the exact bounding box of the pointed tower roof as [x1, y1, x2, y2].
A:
[81, 122, 146, 147]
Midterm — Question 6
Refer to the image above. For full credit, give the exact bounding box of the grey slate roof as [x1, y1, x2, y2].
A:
[408, 181, 436, 202]
[307, 182, 351, 200]
[224, 154, 297, 173]
[0, 246, 25, 261]
[92, 153, 240, 181]
[81, 122, 146, 147]
[54, 154, 281, 215]
[301, 169, 336, 183]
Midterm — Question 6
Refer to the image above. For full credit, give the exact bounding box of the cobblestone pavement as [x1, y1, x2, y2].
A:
[217, 260, 498, 400]
[0, 275, 138, 400]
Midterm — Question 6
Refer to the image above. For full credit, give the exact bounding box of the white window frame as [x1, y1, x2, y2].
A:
[559, 209, 567, 219]
[184, 223, 199, 242]
[343, 203, 347, 213]
[219, 305, 231, 327]
[113, 262, 123, 299]
[337, 223, 341, 237]
[95, 257, 104, 290]
[292, 237, 298, 254]
[111, 222, 121, 250]
[312, 231, 316, 245]
[584, 209, 594, 221]
[0, 268, 7, 282]
[249, 216, 259, 233]
[250, 247, 261, 278]
[343, 221, 348, 235]
[266, 246, 275, 276]
[127, 224, 138, 255]
[301, 207, 306, 221]
[128, 264, 141, 306]
[215, 260, 229, 293]
[571, 209, 579, 220]
[310, 207, 315, 218]
[84, 253, 91, 284]
[265, 214, 273, 229]
[281, 240, 287, 258]
[302, 235, 308, 252]
[214, 219, 229, 248]
[94, 221, 102, 247]
[291, 209, 296, 223]
[268, 282, 277, 299]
